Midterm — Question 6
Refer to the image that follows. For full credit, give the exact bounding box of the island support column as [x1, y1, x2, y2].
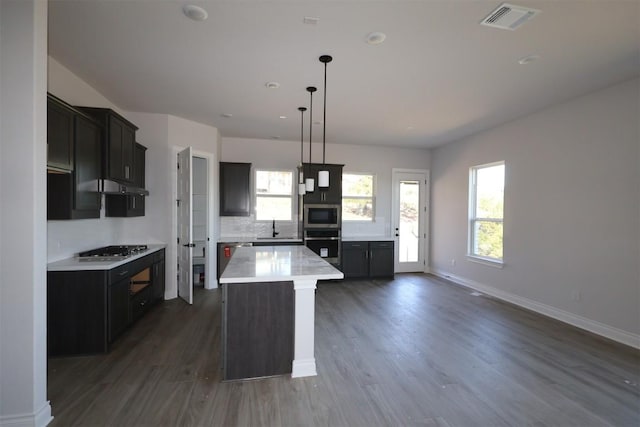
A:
[291, 278, 318, 378]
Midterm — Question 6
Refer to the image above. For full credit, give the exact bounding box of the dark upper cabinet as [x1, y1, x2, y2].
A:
[220, 162, 251, 216]
[302, 163, 343, 204]
[341, 241, 394, 278]
[105, 142, 146, 217]
[78, 107, 138, 183]
[47, 94, 74, 172]
[47, 96, 102, 220]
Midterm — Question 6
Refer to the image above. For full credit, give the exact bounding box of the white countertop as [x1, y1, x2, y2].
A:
[342, 236, 394, 242]
[219, 236, 303, 243]
[219, 245, 343, 284]
[47, 244, 167, 271]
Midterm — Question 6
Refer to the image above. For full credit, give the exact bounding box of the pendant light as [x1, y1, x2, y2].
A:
[318, 55, 333, 188]
[305, 86, 317, 192]
[298, 106, 307, 195]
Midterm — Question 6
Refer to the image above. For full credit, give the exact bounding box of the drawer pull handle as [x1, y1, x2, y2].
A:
[119, 270, 129, 276]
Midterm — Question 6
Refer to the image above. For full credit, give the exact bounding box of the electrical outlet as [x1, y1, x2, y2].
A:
[450, 259, 456, 267]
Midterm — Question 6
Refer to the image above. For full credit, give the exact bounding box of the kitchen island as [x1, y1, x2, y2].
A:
[219, 245, 343, 380]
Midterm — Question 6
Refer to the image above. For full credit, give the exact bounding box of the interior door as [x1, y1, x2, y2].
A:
[177, 147, 193, 304]
[392, 170, 428, 273]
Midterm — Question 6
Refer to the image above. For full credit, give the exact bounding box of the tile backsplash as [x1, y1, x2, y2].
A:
[220, 215, 300, 239]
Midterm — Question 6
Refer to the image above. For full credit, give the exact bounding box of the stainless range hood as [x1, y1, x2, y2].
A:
[100, 179, 149, 196]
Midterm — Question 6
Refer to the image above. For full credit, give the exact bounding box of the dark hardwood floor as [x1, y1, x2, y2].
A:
[47, 274, 640, 426]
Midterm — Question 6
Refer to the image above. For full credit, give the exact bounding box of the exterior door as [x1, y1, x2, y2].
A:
[392, 169, 428, 273]
[177, 147, 193, 304]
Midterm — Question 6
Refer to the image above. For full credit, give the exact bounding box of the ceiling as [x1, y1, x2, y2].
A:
[48, 1, 640, 149]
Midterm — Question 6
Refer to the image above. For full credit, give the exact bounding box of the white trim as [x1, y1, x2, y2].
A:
[192, 150, 218, 289]
[291, 358, 318, 378]
[466, 255, 504, 269]
[431, 269, 640, 350]
[0, 401, 52, 427]
[254, 168, 295, 221]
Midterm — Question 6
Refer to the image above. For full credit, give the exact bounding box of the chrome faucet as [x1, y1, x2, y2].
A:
[272, 219, 279, 238]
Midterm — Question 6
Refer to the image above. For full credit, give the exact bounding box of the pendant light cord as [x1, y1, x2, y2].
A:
[322, 61, 327, 165]
[307, 87, 316, 163]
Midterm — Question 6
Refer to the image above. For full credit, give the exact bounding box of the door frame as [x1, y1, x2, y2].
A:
[192, 150, 217, 290]
[391, 168, 430, 273]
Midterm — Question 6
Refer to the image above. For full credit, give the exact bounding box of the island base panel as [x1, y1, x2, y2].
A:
[223, 281, 294, 380]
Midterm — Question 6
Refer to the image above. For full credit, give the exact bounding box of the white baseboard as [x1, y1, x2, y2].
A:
[0, 401, 52, 427]
[431, 269, 640, 350]
[291, 358, 317, 378]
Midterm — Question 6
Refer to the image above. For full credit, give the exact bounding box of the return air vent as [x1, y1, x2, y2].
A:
[481, 3, 541, 30]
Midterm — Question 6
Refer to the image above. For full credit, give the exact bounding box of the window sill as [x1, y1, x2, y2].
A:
[466, 255, 504, 269]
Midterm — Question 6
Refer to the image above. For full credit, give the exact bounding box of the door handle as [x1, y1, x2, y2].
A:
[183, 243, 196, 248]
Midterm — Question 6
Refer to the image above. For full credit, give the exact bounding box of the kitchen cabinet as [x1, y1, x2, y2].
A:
[302, 163, 343, 204]
[105, 142, 146, 217]
[152, 249, 166, 302]
[342, 241, 394, 279]
[47, 249, 165, 357]
[47, 96, 102, 220]
[47, 94, 74, 172]
[78, 107, 138, 183]
[223, 281, 294, 380]
[220, 162, 251, 216]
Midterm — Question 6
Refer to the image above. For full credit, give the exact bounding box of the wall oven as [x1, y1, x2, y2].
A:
[304, 204, 341, 229]
[304, 229, 341, 266]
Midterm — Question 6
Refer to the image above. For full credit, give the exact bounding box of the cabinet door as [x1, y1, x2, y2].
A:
[108, 277, 130, 343]
[122, 125, 135, 182]
[369, 241, 395, 278]
[220, 162, 251, 216]
[303, 164, 343, 204]
[74, 114, 102, 214]
[108, 118, 125, 181]
[341, 242, 369, 278]
[47, 96, 74, 171]
[152, 258, 165, 302]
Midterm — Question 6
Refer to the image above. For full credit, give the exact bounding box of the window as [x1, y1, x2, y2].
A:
[342, 173, 375, 221]
[469, 162, 505, 263]
[255, 170, 293, 221]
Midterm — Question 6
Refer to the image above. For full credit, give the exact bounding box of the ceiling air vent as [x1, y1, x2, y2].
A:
[480, 3, 541, 30]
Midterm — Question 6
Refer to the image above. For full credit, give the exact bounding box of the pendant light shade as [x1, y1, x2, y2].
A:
[318, 55, 333, 188]
[298, 106, 307, 195]
[305, 86, 317, 192]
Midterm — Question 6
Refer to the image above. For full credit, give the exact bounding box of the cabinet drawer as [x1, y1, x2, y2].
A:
[370, 241, 393, 249]
[343, 241, 367, 250]
[109, 264, 132, 284]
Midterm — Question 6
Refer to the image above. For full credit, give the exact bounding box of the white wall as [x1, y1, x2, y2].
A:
[221, 137, 431, 237]
[0, 1, 52, 425]
[431, 78, 640, 346]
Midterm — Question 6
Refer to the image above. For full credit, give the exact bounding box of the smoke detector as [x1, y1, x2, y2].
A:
[182, 5, 208, 22]
[481, 3, 540, 30]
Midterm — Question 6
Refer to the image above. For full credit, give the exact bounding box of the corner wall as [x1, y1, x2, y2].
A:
[431, 78, 640, 346]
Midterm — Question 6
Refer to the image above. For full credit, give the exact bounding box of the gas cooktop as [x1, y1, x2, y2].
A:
[77, 245, 148, 261]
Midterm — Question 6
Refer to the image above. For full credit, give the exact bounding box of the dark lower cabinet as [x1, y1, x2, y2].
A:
[108, 277, 130, 342]
[48, 249, 165, 357]
[341, 241, 394, 279]
[222, 281, 294, 380]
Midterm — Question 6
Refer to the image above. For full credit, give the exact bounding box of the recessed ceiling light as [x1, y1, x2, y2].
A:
[406, 126, 414, 131]
[366, 31, 387, 45]
[313, 120, 323, 125]
[265, 82, 280, 89]
[518, 54, 540, 65]
[182, 5, 208, 22]
[221, 113, 233, 118]
[279, 116, 287, 119]
[271, 136, 281, 139]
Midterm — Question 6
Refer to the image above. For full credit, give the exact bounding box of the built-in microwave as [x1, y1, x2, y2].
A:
[303, 204, 341, 228]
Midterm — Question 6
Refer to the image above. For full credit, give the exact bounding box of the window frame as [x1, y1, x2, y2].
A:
[468, 161, 505, 267]
[254, 168, 295, 222]
[341, 172, 376, 222]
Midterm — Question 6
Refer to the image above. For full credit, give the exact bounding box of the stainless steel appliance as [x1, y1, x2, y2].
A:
[303, 204, 340, 229]
[77, 245, 148, 261]
[304, 229, 341, 265]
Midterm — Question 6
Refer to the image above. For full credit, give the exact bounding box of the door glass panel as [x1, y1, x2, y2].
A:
[399, 180, 420, 263]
